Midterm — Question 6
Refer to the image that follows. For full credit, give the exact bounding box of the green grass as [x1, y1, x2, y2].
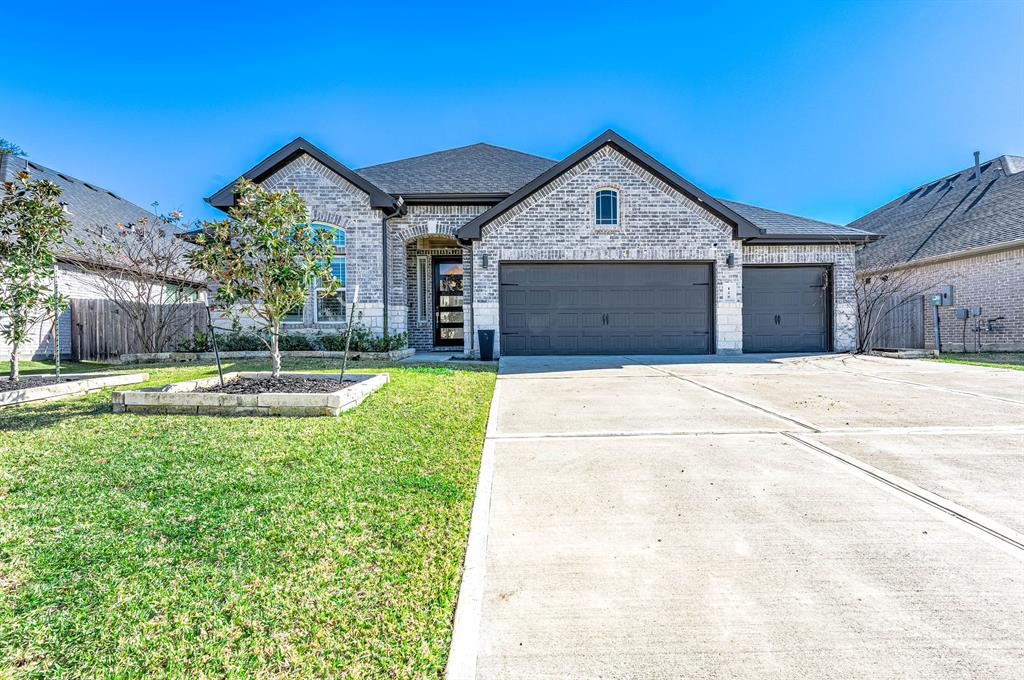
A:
[928, 352, 1024, 371]
[0, 359, 496, 678]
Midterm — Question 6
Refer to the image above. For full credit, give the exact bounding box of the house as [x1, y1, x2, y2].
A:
[207, 130, 876, 357]
[852, 153, 1024, 351]
[0, 154, 206, 359]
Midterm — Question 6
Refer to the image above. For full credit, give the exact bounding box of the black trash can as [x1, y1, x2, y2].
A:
[477, 329, 495, 361]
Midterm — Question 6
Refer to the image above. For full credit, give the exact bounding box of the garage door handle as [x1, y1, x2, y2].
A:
[774, 314, 781, 325]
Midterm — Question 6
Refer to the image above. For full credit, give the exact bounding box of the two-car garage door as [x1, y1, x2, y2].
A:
[500, 263, 712, 355]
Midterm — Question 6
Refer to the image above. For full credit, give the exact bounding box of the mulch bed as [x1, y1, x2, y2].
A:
[0, 376, 77, 392]
[195, 376, 355, 395]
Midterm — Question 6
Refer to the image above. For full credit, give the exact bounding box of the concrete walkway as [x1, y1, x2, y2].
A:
[448, 354, 1024, 680]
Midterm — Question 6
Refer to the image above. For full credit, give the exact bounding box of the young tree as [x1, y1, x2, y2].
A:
[0, 171, 70, 380]
[70, 210, 203, 354]
[187, 179, 338, 377]
[854, 267, 945, 353]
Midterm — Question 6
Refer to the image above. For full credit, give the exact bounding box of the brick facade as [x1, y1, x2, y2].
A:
[743, 244, 859, 352]
[243, 149, 860, 358]
[860, 245, 1024, 352]
[471, 146, 741, 355]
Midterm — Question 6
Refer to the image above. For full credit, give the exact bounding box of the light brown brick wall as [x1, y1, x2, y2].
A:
[861, 246, 1024, 352]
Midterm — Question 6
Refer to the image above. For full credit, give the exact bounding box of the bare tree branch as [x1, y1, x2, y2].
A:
[68, 213, 205, 353]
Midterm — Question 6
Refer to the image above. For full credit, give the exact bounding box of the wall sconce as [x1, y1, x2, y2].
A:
[726, 253, 735, 267]
[481, 254, 490, 269]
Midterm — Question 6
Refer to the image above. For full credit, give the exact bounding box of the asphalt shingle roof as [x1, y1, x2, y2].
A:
[2, 154, 199, 281]
[355, 143, 556, 195]
[851, 155, 1024, 270]
[717, 198, 874, 239]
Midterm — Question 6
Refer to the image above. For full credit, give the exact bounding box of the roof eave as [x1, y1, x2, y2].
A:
[206, 137, 401, 215]
[744, 233, 881, 245]
[456, 129, 762, 241]
[399, 192, 509, 206]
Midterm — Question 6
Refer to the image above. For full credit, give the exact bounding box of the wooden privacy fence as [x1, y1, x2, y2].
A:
[870, 294, 926, 350]
[71, 299, 209, 361]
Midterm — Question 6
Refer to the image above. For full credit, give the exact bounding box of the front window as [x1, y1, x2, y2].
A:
[595, 189, 618, 226]
[316, 255, 346, 322]
[314, 224, 346, 323]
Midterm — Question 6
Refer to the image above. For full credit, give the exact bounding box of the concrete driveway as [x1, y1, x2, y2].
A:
[447, 354, 1024, 680]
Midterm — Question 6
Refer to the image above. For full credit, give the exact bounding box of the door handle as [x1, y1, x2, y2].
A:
[775, 314, 781, 325]
[602, 313, 608, 325]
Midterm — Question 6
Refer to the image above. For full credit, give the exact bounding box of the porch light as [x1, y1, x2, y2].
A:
[481, 254, 489, 269]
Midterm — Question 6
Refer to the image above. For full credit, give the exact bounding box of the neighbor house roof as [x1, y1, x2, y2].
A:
[1, 154, 202, 285]
[852, 154, 1024, 270]
[356, 143, 556, 198]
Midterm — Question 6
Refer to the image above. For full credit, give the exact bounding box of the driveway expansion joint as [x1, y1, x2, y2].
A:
[781, 431, 1024, 555]
[622, 355, 821, 432]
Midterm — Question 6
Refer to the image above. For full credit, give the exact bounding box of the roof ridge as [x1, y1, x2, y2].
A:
[355, 142, 554, 171]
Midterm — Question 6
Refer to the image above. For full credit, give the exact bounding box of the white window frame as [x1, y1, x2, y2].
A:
[416, 256, 428, 322]
[303, 223, 346, 325]
[314, 223, 346, 324]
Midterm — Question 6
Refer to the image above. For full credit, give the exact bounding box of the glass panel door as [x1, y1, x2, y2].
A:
[433, 258, 464, 347]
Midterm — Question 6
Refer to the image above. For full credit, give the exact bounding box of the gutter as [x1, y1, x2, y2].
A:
[857, 237, 1024, 276]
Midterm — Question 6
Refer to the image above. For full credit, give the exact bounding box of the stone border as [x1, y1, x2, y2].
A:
[103, 348, 415, 365]
[870, 349, 938, 359]
[1, 372, 149, 407]
[113, 371, 389, 417]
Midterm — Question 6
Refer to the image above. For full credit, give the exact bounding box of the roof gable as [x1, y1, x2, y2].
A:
[456, 130, 762, 241]
[207, 137, 399, 213]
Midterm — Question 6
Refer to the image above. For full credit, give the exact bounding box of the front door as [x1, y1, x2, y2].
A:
[433, 258, 465, 347]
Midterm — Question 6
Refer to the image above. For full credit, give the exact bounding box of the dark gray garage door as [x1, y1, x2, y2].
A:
[742, 266, 829, 353]
[499, 263, 712, 355]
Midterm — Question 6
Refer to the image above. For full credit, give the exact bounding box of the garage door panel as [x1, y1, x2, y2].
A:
[501, 263, 712, 356]
[743, 266, 828, 353]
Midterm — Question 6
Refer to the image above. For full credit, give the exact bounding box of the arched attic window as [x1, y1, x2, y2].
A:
[595, 188, 619, 226]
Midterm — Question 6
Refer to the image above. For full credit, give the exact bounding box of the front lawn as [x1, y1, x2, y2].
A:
[0, 359, 495, 678]
[928, 352, 1024, 371]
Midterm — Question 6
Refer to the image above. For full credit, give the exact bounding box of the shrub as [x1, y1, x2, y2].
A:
[175, 330, 212, 353]
[214, 330, 265, 352]
[277, 333, 315, 351]
[318, 324, 408, 353]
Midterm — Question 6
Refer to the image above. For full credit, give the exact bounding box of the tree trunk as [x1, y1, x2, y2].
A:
[9, 346, 19, 381]
[270, 322, 281, 378]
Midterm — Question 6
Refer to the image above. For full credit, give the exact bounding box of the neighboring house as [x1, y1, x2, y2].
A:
[0, 154, 205, 359]
[852, 154, 1024, 351]
[207, 130, 876, 357]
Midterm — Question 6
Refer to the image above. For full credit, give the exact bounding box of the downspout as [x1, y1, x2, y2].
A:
[380, 197, 406, 339]
[467, 241, 474, 356]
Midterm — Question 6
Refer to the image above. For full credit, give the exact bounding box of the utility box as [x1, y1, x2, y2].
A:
[938, 285, 954, 306]
[971, 306, 983, 317]
[955, 308, 970, 320]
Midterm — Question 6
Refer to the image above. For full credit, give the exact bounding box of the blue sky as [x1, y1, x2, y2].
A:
[2, 0, 1021, 225]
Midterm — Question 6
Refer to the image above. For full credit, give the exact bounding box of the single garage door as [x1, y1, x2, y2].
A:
[742, 266, 829, 353]
[500, 262, 712, 355]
